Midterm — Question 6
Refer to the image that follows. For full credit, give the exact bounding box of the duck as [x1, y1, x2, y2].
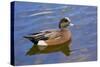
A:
[24, 17, 74, 47]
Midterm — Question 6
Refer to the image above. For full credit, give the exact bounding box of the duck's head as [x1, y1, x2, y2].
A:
[59, 17, 74, 29]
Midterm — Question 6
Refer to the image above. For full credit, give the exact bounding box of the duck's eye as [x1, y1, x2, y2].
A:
[64, 20, 68, 22]
[63, 21, 69, 25]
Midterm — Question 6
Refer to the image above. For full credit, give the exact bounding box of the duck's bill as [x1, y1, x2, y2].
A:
[69, 23, 74, 26]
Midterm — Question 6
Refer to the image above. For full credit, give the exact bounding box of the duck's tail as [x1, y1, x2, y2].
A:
[24, 35, 39, 44]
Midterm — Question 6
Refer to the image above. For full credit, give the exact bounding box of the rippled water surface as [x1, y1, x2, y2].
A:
[13, 2, 97, 65]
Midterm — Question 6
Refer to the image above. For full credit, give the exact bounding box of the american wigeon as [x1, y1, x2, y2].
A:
[24, 17, 74, 46]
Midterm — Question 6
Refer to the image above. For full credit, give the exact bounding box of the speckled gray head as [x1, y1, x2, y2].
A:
[59, 17, 74, 29]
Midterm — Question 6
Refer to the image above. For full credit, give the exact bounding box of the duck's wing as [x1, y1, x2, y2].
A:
[24, 32, 44, 44]
[33, 30, 59, 40]
[24, 29, 60, 44]
[24, 31, 52, 43]
[24, 32, 49, 40]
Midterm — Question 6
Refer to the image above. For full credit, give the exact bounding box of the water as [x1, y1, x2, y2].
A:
[13, 1, 97, 66]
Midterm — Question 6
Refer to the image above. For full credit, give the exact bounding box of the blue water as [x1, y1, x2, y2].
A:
[14, 2, 97, 66]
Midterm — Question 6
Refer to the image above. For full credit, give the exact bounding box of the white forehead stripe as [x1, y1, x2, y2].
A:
[38, 40, 48, 46]
[64, 17, 71, 22]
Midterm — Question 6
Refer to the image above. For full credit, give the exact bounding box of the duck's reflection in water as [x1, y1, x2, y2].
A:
[26, 39, 71, 56]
